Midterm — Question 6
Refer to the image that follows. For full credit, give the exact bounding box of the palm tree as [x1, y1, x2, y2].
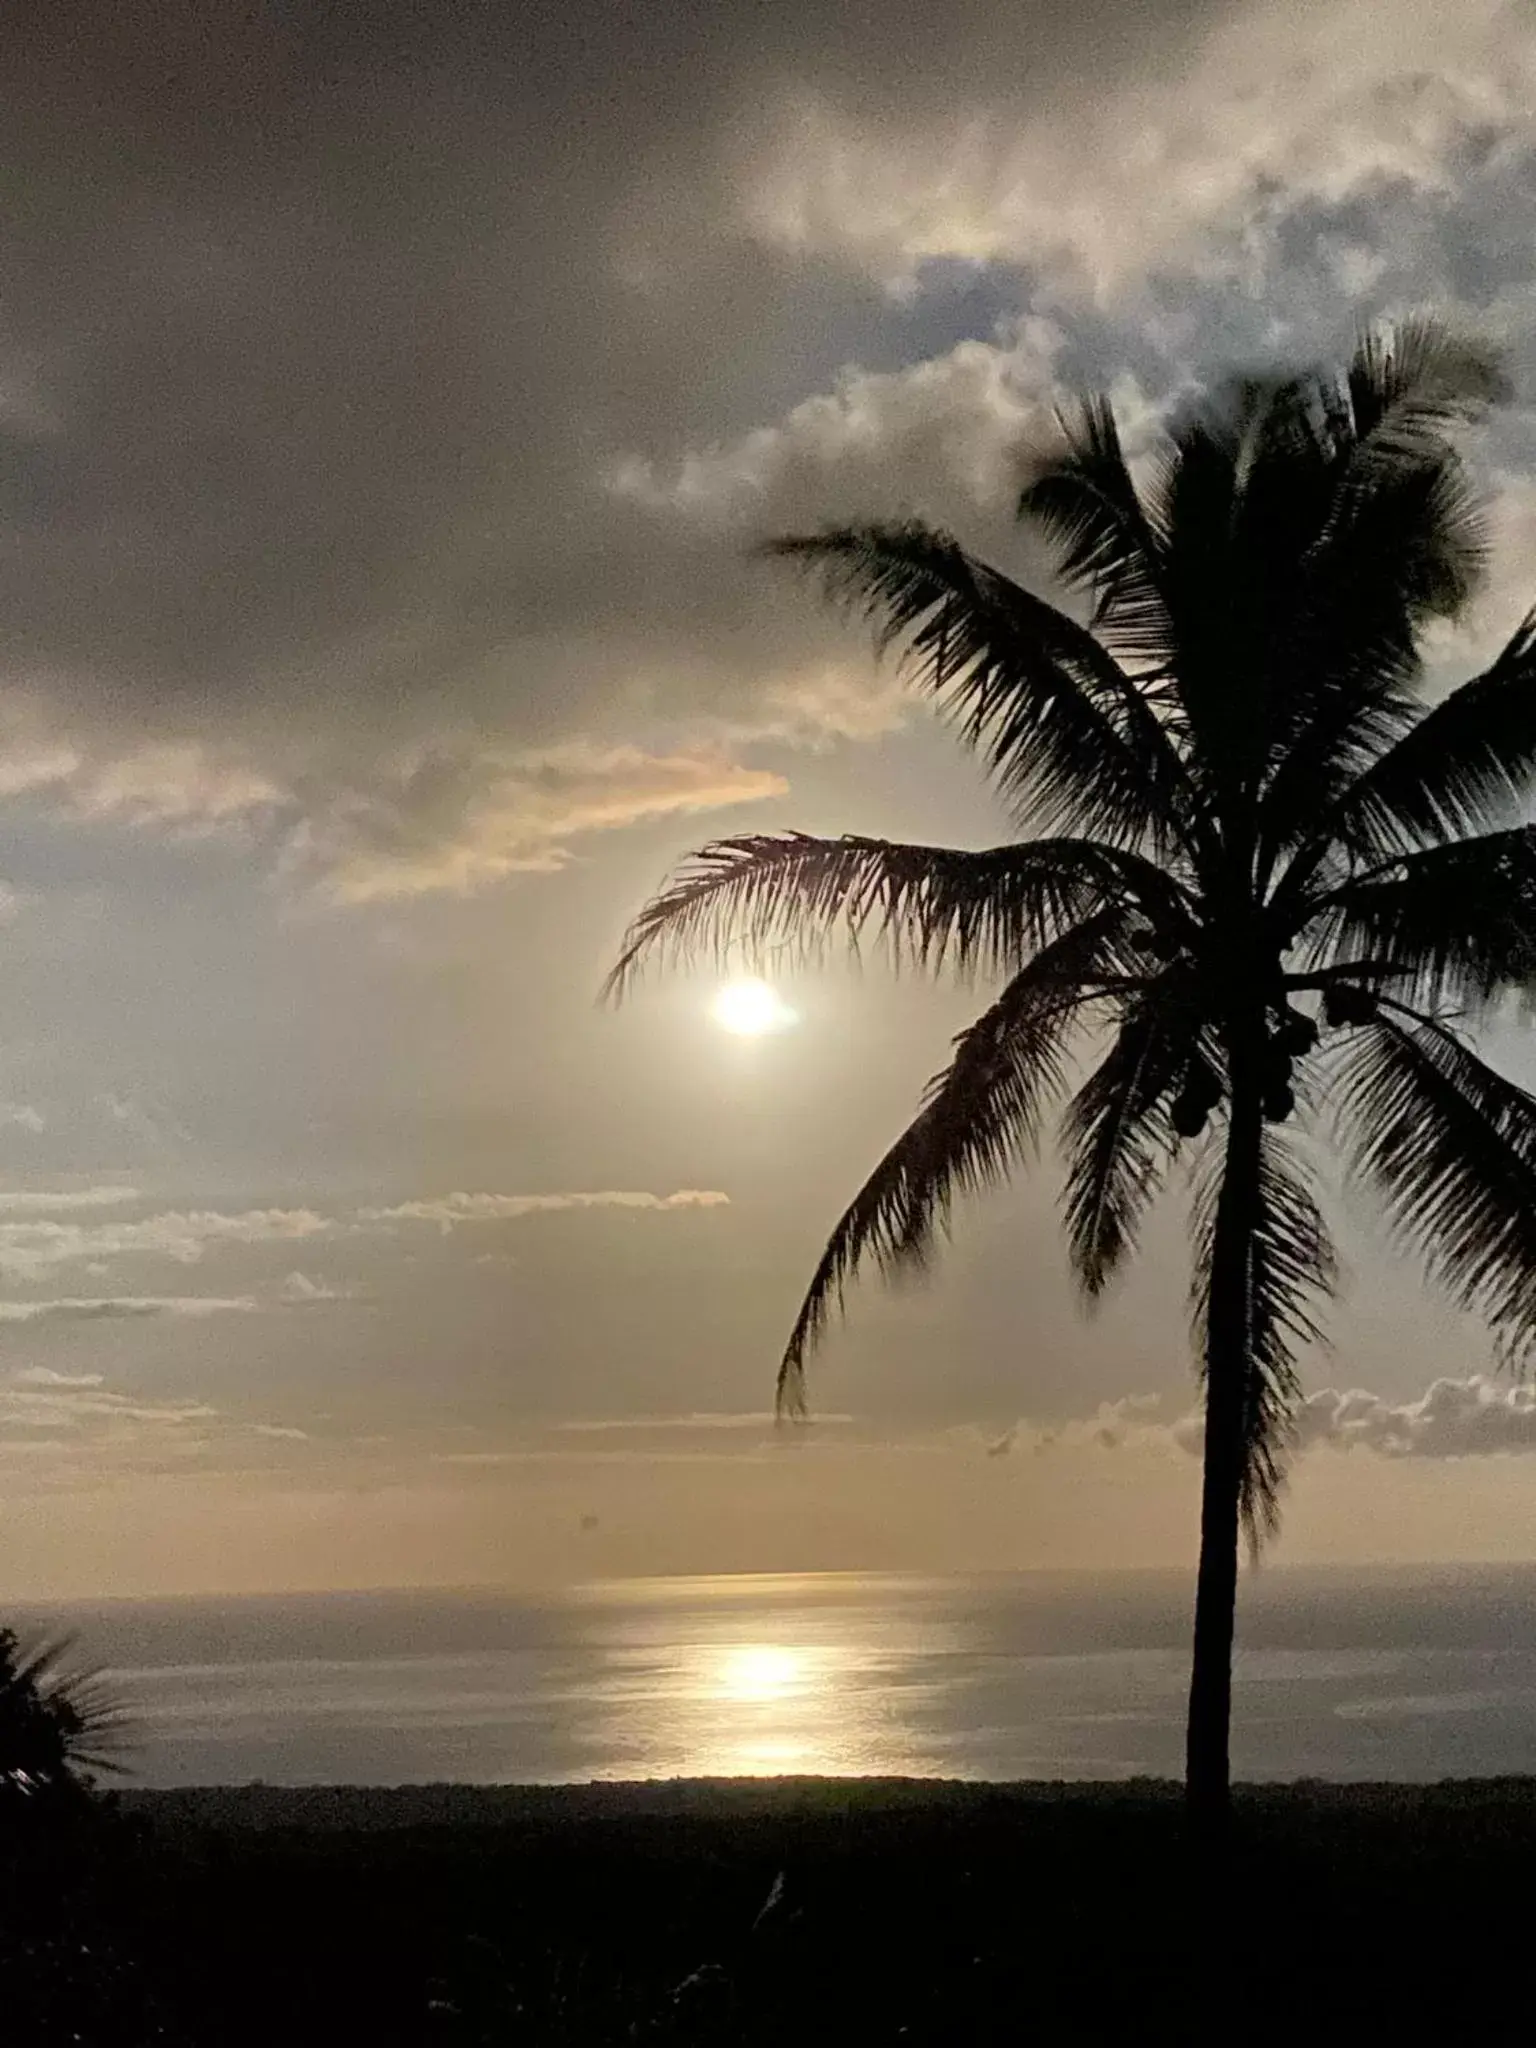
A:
[0, 1628, 126, 1806]
[606, 320, 1536, 1823]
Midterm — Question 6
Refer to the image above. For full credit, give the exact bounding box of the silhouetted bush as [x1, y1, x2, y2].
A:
[0, 1778, 1520, 2043]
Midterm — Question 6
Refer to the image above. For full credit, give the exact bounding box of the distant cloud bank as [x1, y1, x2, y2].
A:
[992, 1380, 1536, 1465]
[1290, 1378, 1536, 1459]
[358, 1189, 730, 1229]
[0, 1296, 256, 1327]
[0, 1186, 140, 1213]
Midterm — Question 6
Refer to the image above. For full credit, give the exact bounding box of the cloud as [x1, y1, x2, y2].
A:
[0, 1296, 257, 1327]
[278, 1271, 352, 1306]
[732, 3, 1531, 297]
[2, 0, 1528, 913]
[284, 743, 789, 904]
[0, 1189, 722, 1281]
[0, 1375, 315, 1472]
[99, 1095, 192, 1152]
[14, 1366, 104, 1388]
[40, 741, 286, 835]
[555, 1411, 853, 1434]
[0, 1208, 328, 1279]
[964, 1381, 1536, 1469]
[1002, 1396, 1170, 1455]
[612, 320, 1064, 527]
[1130, 1377, 1536, 1463]
[0, 1105, 45, 1134]
[0, 0, 1530, 932]
[0, 1186, 140, 1213]
[359, 1189, 730, 1230]
[0, 1381, 217, 1439]
[1288, 1378, 1536, 1459]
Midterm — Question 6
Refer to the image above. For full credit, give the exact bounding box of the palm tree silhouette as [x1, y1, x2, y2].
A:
[0, 1628, 126, 1804]
[607, 321, 1536, 1822]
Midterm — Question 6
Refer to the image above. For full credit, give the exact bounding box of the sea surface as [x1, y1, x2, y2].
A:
[25, 1565, 1536, 1787]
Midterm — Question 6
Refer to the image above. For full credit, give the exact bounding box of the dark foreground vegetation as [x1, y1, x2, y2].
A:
[3, 1777, 1535, 2042]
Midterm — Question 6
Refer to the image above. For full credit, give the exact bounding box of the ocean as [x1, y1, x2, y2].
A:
[25, 1565, 1536, 1787]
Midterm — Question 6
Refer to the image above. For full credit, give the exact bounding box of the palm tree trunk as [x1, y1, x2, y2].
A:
[1185, 1015, 1264, 1828]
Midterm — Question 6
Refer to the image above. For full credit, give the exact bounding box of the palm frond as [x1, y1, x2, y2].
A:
[1189, 1129, 1336, 1547]
[1128, 401, 1252, 790]
[1255, 689, 1419, 889]
[1150, 377, 1347, 801]
[602, 830, 1193, 999]
[777, 908, 1139, 1413]
[0, 1629, 131, 1793]
[1315, 324, 1502, 653]
[1305, 826, 1536, 1011]
[1336, 1013, 1536, 1361]
[1345, 317, 1510, 453]
[1323, 431, 1489, 620]
[765, 523, 1195, 855]
[1018, 395, 1173, 669]
[1311, 608, 1536, 859]
[1061, 977, 1193, 1296]
[1164, 326, 1502, 853]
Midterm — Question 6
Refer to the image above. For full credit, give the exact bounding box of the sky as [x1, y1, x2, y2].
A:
[5, 0, 1536, 1595]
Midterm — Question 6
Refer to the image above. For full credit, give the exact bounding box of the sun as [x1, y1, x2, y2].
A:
[709, 978, 796, 1036]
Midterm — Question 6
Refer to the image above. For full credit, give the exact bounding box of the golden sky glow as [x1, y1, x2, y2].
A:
[0, 0, 1533, 1599]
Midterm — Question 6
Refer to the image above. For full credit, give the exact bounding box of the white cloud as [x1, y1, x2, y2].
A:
[0, 1105, 45, 1134]
[0, 1190, 721, 1279]
[65, 743, 285, 834]
[1289, 1377, 1536, 1459]
[555, 1411, 853, 1434]
[0, 1382, 217, 1437]
[1144, 1376, 1536, 1463]
[278, 1270, 352, 1305]
[359, 1189, 730, 1230]
[985, 1395, 1170, 1456]
[612, 320, 1064, 527]
[0, 1208, 328, 1280]
[733, 2, 1532, 295]
[0, 1296, 257, 1327]
[0, 1371, 314, 1471]
[99, 1093, 193, 1150]
[972, 1381, 1536, 1468]
[0, 1186, 140, 1214]
[961, 1381, 1536, 1469]
[284, 742, 788, 905]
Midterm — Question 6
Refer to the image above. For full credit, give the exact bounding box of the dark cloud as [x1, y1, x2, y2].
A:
[22, 0, 1526, 892]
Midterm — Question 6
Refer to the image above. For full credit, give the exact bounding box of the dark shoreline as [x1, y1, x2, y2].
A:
[116, 1768, 1536, 1830]
[10, 1776, 1536, 2040]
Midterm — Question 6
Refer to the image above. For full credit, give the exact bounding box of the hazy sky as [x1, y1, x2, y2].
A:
[4, 0, 1536, 1595]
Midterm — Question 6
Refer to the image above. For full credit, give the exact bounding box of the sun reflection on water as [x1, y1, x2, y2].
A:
[576, 1580, 957, 1779]
[715, 1644, 809, 1703]
[690, 1637, 854, 1774]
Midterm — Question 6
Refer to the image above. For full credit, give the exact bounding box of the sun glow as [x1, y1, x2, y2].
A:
[716, 1643, 808, 1702]
[709, 978, 796, 1036]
